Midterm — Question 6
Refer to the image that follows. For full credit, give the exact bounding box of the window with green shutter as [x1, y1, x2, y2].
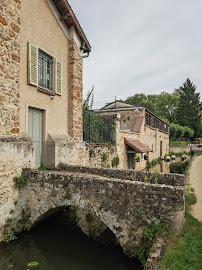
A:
[28, 42, 62, 95]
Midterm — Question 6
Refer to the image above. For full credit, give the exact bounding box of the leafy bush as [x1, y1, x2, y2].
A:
[13, 174, 27, 187]
[101, 152, 109, 162]
[111, 156, 119, 167]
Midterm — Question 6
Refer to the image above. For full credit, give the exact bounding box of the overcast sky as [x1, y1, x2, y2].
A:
[68, 0, 202, 109]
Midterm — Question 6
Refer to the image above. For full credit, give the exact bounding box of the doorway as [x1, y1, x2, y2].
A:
[160, 141, 163, 156]
[28, 107, 43, 168]
[127, 153, 134, 169]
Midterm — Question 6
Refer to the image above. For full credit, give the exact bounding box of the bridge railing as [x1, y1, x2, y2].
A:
[58, 163, 185, 187]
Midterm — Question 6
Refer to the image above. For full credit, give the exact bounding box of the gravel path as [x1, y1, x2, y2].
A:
[189, 154, 202, 221]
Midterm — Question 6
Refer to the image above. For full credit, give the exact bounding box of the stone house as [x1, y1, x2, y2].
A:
[95, 101, 169, 170]
[0, 0, 91, 168]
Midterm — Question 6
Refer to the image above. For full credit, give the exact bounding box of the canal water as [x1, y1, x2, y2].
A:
[149, 156, 190, 174]
[0, 211, 143, 270]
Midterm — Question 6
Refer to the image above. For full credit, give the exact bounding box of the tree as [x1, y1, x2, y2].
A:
[148, 91, 179, 123]
[125, 93, 155, 112]
[175, 78, 202, 137]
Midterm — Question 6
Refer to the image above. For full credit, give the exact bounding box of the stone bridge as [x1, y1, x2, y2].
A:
[6, 164, 185, 259]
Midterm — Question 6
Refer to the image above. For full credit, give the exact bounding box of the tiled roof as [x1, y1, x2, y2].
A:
[133, 116, 144, 133]
[125, 138, 152, 153]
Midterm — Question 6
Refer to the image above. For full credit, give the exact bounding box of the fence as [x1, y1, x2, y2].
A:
[83, 111, 115, 144]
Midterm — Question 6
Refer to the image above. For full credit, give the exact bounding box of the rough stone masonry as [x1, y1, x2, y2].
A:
[1, 167, 185, 260]
[0, 0, 21, 136]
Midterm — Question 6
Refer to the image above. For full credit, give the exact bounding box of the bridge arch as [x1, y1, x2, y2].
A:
[14, 169, 185, 258]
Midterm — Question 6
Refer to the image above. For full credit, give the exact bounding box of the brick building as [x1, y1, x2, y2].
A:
[95, 101, 169, 170]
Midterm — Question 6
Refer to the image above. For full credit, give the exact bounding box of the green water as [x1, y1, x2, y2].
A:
[0, 211, 143, 270]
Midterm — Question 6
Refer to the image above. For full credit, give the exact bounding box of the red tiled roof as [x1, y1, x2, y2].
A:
[133, 116, 144, 133]
[125, 138, 152, 153]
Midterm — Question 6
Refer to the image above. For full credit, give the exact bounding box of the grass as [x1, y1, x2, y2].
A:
[170, 141, 200, 147]
[159, 187, 202, 269]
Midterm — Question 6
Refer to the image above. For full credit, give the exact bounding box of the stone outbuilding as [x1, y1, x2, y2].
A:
[95, 101, 170, 170]
[0, 0, 91, 168]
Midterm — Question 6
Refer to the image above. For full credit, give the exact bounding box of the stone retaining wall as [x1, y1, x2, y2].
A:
[170, 145, 201, 153]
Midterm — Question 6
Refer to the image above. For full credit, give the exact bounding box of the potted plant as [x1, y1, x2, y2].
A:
[144, 154, 149, 160]
[135, 155, 141, 162]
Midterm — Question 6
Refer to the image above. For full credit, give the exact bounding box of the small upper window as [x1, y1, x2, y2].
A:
[28, 43, 62, 95]
[38, 50, 53, 91]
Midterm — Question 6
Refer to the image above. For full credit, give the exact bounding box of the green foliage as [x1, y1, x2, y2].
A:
[136, 222, 162, 265]
[66, 167, 75, 172]
[38, 165, 55, 170]
[124, 81, 201, 139]
[9, 209, 14, 214]
[101, 152, 109, 162]
[170, 161, 189, 174]
[160, 191, 202, 270]
[175, 78, 202, 137]
[83, 87, 115, 144]
[170, 140, 194, 147]
[151, 158, 158, 167]
[27, 262, 39, 268]
[2, 231, 17, 243]
[125, 93, 155, 112]
[13, 174, 27, 187]
[169, 123, 194, 141]
[111, 156, 119, 168]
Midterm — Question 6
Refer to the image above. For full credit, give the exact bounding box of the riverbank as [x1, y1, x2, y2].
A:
[159, 153, 202, 269]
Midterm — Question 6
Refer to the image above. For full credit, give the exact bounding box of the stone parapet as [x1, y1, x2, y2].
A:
[0, 0, 21, 135]
[58, 164, 185, 187]
[16, 169, 185, 258]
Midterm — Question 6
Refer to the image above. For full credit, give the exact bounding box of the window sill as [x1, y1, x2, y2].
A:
[37, 87, 54, 96]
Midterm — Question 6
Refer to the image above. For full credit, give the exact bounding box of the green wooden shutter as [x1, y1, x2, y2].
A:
[55, 59, 62, 95]
[28, 42, 38, 86]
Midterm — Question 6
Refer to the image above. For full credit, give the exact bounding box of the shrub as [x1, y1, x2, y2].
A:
[101, 152, 109, 162]
[111, 156, 119, 167]
[13, 174, 27, 187]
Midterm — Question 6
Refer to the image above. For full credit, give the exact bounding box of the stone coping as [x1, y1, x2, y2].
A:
[0, 133, 32, 142]
[53, 163, 185, 187]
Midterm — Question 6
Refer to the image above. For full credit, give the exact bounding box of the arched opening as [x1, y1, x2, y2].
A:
[0, 206, 143, 269]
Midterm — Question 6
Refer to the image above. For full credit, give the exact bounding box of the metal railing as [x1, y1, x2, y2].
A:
[83, 111, 115, 144]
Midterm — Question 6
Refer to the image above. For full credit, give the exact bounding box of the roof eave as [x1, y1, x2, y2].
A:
[53, 0, 91, 52]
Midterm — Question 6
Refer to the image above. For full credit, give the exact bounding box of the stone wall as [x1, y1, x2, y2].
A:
[0, 134, 34, 237]
[0, 0, 21, 135]
[44, 134, 119, 169]
[68, 36, 83, 141]
[89, 144, 118, 169]
[5, 169, 184, 258]
[170, 145, 200, 154]
[58, 164, 185, 187]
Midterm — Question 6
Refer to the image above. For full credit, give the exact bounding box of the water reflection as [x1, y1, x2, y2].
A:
[0, 211, 143, 270]
[149, 156, 190, 174]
